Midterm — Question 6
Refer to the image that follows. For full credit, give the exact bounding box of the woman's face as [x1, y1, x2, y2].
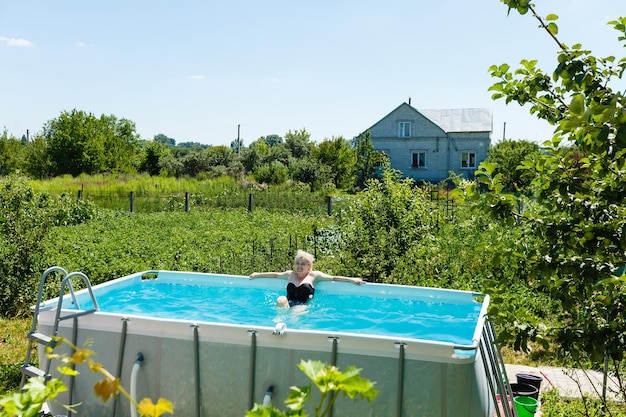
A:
[294, 257, 311, 276]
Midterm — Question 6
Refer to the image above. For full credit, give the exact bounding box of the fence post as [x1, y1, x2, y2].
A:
[77, 190, 82, 200]
[326, 196, 332, 216]
[185, 192, 190, 212]
[130, 191, 135, 213]
[248, 193, 253, 212]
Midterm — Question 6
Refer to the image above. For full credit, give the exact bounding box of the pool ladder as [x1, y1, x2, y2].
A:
[480, 320, 518, 417]
[20, 266, 99, 389]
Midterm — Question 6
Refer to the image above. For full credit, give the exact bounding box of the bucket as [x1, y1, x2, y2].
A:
[516, 373, 543, 393]
[509, 382, 539, 400]
[514, 395, 538, 417]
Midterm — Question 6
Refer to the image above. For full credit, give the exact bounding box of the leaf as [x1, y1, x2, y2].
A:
[545, 14, 558, 21]
[284, 385, 310, 411]
[57, 365, 79, 376]
[137, 397, 174, 417]
[569, 93, 585, 116]
[93, 378, 120, 402]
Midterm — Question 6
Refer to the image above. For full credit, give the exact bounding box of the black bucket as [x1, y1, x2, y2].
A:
[509, 382, 539, 400]
[516, 373, 543, 393]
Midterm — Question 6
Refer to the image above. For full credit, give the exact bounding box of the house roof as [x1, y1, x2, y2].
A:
[419, 108, 492, 133]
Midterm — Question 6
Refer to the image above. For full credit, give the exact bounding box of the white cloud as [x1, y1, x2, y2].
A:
[75, 42, 94, 48]
[0, 36, 34, 47]
[187, 75, 205, 80]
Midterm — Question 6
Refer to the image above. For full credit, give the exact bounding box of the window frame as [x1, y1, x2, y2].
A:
[398, 121, 411, 138]
[411, 151, 426, 169]
[461, 151, 477, 169]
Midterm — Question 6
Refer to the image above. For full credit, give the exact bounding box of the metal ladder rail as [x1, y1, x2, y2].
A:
[20, 267, 69, 388]
[44, 271, 100, 377]
[482, 320, 517, 417]
[20, 268, 100, 387]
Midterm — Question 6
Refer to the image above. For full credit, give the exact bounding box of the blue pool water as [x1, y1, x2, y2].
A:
[70, 275, 483, 345]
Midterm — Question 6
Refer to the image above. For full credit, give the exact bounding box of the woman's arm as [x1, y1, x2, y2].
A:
[249, 271, 290, 279]
[313, 271, 365, 285]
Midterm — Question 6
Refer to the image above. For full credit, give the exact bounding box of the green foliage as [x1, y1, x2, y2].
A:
[0, 175, 53, 316]
[477, 2, 626, 402]
[0, 364, 21, 395]
[540, 389, 626, 417]
[247, 360, 377, 417]
[284, 129, 313, 159]
[0, 176, 96, 316]
[485, 139, 540, 191]
[0, 376, 67, 417]
[254, 161, 290, 185]
[336, 167, 434, 282]
[353, 131, 386, 190]
[41, 208, 332, 288]
[139, 140, 170, 176]
[0, 130, 25, 175]
[313, 137, 356, 190]
[43, 109, 140, 177]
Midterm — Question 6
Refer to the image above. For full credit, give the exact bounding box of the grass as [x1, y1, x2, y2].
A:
[0, 317, 31, 394]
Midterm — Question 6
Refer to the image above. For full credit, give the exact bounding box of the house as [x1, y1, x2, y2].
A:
[364, 102, 492, 183]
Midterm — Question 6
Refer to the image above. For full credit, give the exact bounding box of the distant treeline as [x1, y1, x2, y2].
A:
[1, 109, 386, 193]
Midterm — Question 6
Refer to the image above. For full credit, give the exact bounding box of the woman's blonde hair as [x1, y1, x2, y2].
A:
[295, 250, 315, 265]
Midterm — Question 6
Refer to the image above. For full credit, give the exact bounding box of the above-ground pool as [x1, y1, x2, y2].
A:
[36, 270, 495, 417]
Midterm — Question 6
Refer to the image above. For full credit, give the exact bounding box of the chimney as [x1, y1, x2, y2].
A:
[408, 97, 411, 105]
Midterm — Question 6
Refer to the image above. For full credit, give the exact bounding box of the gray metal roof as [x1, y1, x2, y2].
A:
[419, 108, 492, 133]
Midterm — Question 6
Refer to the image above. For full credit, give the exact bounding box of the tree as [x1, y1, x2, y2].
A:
[337, 166, 433, 282]
[354, 131, 386, 190]
[23, 135, 53, 179]
[467, 1, 626, 403]
[0, 129, 25, 175]
[313, 137, 356, 189]
[289, 157, 332, 191]
[140, 141, 169, 176]
[284, 129, 313, 159]
[43, 109, 140, 176]
[261, 134, 283, 147]
[484, 139, 540, 192]
[154, 133, 176, 147]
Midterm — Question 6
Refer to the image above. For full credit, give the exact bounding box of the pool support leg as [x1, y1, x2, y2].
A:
[395, 342, 406, 417]
[248, 330, 258, 410]
[327, 336, 339, 417]
[68, 317, 78, 409]
[111, 318, 129, 417]
[192, 324, 202, 417]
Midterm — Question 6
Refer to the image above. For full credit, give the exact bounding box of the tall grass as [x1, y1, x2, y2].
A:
[28, 173, 240, 196]
[28, 173, 339, 214]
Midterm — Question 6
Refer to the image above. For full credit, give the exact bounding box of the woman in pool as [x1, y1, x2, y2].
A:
[250, 250, 365, 308]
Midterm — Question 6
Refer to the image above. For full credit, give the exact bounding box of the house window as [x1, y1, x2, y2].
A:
[461, 152, 476, 169]
[398, 122, 411, 138]
[411, 152, 426, 169]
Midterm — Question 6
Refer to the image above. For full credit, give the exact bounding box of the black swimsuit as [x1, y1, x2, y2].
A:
[286, 282, 315, 306]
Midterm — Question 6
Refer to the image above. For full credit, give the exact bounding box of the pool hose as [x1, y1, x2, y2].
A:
[130, 352, 144, 417]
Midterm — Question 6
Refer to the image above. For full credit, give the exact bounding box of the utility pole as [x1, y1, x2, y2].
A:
[502, 122, 506, 140]
[237, 124, 241, 155]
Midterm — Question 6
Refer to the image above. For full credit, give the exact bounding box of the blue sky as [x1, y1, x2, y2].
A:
[1, 1, 624, 147]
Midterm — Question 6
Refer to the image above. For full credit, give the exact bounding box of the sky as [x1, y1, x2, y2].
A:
[1, 1, 624, 147]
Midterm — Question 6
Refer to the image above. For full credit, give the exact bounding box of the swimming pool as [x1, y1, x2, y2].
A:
[37, 270, 494, 417]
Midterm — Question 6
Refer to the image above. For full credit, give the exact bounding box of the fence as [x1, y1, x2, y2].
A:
[74, 186, 458, 224]
[77, 189, 338, 215]
[208, 232, 325, 275]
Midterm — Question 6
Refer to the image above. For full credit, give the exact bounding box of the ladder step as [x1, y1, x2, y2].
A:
[28, 332, 54, 346]
[21, 364, 50, 381]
